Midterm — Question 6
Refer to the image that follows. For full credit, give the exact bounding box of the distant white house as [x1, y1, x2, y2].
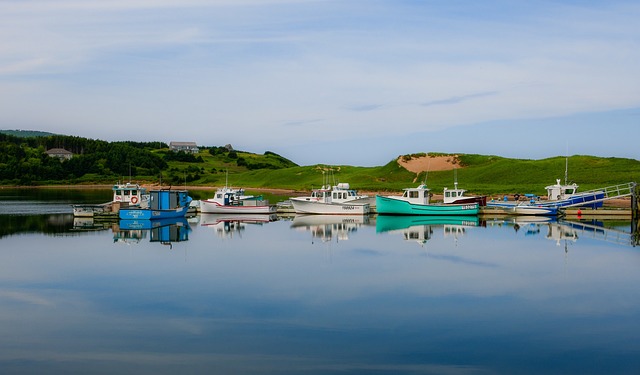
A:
[169, 141, 199, 154]
[45, 148, 73, 160]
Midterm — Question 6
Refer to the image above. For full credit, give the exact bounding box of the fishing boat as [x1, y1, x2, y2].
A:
[543, 179, 605, 208]
[290, 185, 370, 215]
[119, 189, 192, 220]
[376, 184, 479, 216]
[199, 186, 276, 214]
[443, 182, 487, 206]
[542, 155, 605, 208]
[443, 169, 487, 206]
[488, 202, 562, 216]
[72, 182, 150, 217]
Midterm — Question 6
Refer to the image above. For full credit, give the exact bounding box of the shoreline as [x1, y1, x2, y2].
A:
[1, 184, 632, 209]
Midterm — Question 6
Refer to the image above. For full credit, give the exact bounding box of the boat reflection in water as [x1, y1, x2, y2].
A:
[291, 214, 371, 243]
[200, 213, 278, 239]
[72, 217, 113, 232]
[376, 215, 481, 247]
[114, 218, 190, 247]
[496, 216, 634, 247]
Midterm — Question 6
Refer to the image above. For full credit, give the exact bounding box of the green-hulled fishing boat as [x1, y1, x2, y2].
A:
[376, 184, 479, 216]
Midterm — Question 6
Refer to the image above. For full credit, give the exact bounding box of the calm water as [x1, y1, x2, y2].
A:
[0, 190, 639, 374]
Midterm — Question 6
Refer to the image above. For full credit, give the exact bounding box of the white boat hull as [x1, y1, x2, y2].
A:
[200, 199, 276, 214]
[290, 199, 370, 215]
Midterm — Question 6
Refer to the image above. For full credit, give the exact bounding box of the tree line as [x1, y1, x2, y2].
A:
[0, 133, 169, 184]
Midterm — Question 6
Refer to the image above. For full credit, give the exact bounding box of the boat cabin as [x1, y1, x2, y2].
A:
[443, 186, 466, 204]
[149, 190, 191, 210]
[545, 179, 579, 201]
[309, 187, 332, 202]
[331, 183, 368, 203]
[402, 184, 431, 205]
[113, 182, 149, 207]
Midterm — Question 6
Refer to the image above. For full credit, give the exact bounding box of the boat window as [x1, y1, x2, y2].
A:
[124, 190, 130, 196]
[445, 192, 451, 198]
[409, 191, 419, 198]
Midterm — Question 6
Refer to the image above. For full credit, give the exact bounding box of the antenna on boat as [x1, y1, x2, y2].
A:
[564, 143, 569, 186]
[422, 158, 431, 185]
[454, 166, 458, 190]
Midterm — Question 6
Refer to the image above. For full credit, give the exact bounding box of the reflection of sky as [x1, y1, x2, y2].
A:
[0, 218, 639, 374]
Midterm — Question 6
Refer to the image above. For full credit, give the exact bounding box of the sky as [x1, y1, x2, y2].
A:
[1, 0, 639, 166]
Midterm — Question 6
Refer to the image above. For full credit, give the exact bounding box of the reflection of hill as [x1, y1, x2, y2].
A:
[291, 215, 370, 242]
[0, 214, 76, 238]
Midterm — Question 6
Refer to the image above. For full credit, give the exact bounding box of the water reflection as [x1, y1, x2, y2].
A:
[290, 214, 371, 243]
[114, 218, 190, 247]
[200, 213, 278, 239]
[376, 215, 481, 247]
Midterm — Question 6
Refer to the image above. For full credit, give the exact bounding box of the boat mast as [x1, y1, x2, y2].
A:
[564, 143, 569, 186]
[454, 167, 458, 190]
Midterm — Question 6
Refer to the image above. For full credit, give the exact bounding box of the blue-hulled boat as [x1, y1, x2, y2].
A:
[376, 184, 479, 216]
[119, 189, 192, 220]
[543, 179, 605, 209]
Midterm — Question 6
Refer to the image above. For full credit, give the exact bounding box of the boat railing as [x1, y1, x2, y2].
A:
[561, 182, 635, 208]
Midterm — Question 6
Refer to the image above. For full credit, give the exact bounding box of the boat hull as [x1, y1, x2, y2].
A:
[290, 199, 370, 215]
[487, 203, 560, 216]
[544, 192, 605, 209]
[446, 196, 487, 206]
[200, 199, 276, 214]
[376, 195, 479, 216]
[119, 205, 190, 220]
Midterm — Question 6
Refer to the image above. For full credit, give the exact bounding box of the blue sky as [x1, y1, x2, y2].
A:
[1, 0, 638, 166]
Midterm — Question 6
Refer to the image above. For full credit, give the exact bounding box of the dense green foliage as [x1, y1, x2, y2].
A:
[1, 132, 638, 195]
[0, 133, 298, 185]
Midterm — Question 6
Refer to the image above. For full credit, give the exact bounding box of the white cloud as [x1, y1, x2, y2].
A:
[0, 1, 639, 164]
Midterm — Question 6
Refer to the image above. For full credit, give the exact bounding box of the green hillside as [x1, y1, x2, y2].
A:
[0, 131, 638, 196]
[200, 153, 640, 198]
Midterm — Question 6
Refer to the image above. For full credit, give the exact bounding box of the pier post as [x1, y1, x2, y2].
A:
[632, 182, 639, 246]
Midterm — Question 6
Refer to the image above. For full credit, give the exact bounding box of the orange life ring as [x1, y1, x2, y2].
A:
[131, 196, 138, 204]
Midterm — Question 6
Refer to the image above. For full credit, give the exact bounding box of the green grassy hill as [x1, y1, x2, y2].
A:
[171, 151, 640, 198]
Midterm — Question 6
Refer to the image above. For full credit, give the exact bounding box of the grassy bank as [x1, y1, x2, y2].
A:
[7, 153, 640, 198]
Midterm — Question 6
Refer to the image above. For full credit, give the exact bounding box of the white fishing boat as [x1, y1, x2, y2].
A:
[72, 182, 150, 217]
[443, 181, 487, 206]
[200, 186, 276, 214]
[491, 202, 562, 216]
[290, 185, 370, 215]
[443, 169, 487, 206]
[542, 155, 605, 208]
